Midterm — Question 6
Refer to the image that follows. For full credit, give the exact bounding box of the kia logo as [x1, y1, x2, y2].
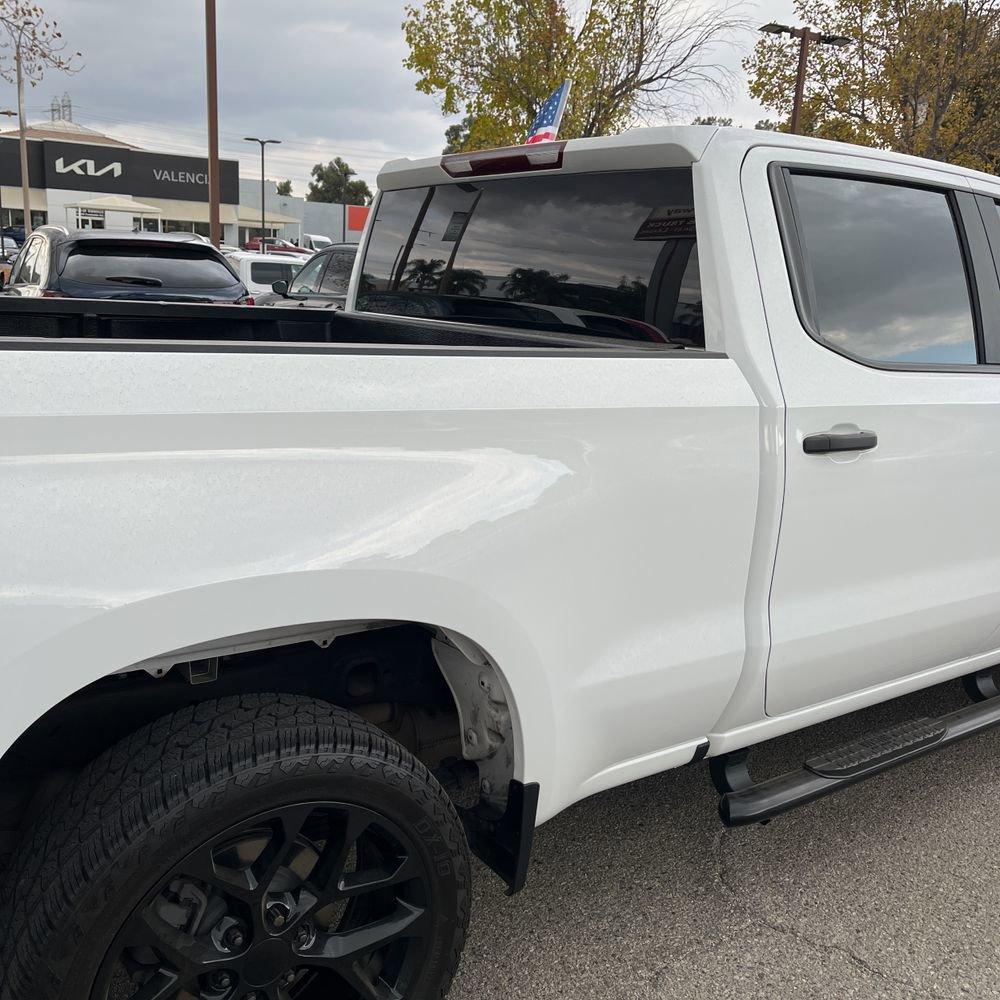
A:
[55, 156, 122, 178]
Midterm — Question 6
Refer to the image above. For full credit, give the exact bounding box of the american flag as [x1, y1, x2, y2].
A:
[526, 80, 572, 144]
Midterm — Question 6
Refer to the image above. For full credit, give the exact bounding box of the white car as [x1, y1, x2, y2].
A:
[3, 125, 1000, 998]
[226, 250, 306, 298]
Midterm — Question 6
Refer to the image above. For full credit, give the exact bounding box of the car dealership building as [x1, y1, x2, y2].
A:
[0, 119, 298, 243]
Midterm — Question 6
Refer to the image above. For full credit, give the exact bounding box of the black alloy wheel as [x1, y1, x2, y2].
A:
[96, 801, 433, 999]
[0, 695, 471, 1000]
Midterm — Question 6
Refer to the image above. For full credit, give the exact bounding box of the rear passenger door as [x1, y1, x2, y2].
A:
[743, 148, 1000, 716]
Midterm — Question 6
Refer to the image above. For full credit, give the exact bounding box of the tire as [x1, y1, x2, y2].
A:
[0, 693, 471, 1000]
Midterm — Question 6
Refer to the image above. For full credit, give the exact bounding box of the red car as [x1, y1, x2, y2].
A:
[242, 236, 312, 255]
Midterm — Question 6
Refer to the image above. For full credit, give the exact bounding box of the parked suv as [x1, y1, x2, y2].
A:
[3, 228, 251, 303]
[254, 241, 357, 308]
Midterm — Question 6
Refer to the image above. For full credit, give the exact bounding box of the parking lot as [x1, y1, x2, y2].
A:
[451, 678, 1000, 1000]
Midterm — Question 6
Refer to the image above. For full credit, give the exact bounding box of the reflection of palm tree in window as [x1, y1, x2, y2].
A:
[403, 258, 446, 291]
[445, 267, 487, 296]
[500, 267, 569, 305]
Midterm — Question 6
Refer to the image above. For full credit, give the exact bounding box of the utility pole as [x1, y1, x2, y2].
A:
[0, 108, 16, 233]
[205, 0, 221, 247]
[759, 23, 852, 135]
[14, 43, 31, 235]
[243, 137, 280, 249]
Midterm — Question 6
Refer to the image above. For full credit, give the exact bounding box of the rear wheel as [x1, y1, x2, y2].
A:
[0, 694, 471, 1000]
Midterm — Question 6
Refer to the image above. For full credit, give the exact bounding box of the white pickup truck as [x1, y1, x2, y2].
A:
[2, 125, 1000, 1000]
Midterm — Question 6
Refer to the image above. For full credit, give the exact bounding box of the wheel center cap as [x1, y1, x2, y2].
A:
[242, 938, 292, 988]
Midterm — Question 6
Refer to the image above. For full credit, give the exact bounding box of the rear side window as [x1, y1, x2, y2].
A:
[62, 248, 239, 290]
[319, 250, 355, 294]
[249, 260, 299, 285]
[787, 173, 977, 365]
[357, 169, 704, 346]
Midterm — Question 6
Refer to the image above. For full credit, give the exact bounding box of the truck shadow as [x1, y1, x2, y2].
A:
[452, 677, 996, 999]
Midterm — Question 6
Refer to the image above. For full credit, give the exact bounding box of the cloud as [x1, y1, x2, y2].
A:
[25, 0, 794, 191]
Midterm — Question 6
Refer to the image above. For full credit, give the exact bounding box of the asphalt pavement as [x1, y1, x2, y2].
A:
[451, 678, 1000, 999]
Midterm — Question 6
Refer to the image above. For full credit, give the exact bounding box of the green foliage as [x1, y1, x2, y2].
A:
[275, 179, 292, 196]
[744, 0, 1000, 169]
[306, 157, 373, 206]
[691, 115, 734, 126]
[405, 0, 748, 152]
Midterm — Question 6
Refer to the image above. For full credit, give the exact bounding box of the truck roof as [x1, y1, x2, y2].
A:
[377, 124, 1000, 191]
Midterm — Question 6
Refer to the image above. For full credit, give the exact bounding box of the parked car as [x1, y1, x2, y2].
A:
[3, 227, 251, 303]
[254, 241, 357, 308]
[301, 232, 334, 251]
[6, 125, 1000, 999]
[242, 235, 311, 255]
[2, 225, 25, 246]
[226, 250, 304, 297]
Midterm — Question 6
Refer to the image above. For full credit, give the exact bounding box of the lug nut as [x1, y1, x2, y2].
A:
[294, 922, 314, 948]
[223, 925, 246, 950]
[209, 970, 234, 990]
[283, 970, 297, 987]
[266, 900, 291, 930]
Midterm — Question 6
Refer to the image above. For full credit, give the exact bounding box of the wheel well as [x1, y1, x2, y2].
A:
[0, 621, 519, 869]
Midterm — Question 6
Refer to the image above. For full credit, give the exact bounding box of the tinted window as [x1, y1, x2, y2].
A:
[319, 250, 355, 294]
[357, 169, 704, 346]
[289, 254, 325, 294]
[62, 248, 239, 289]
[789, 174, 977, 364]
[249, 260, 299, 284]
[14, 238, 40, 284]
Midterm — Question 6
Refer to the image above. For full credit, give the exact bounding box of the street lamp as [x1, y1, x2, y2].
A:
[0, 109, 16, 233]
[760, 23, 852, 135]
[243, 136, 281, 249]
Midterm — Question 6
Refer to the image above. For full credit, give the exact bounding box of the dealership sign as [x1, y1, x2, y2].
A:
[0, 138, 239, 203]
[55, 156, 123, 178]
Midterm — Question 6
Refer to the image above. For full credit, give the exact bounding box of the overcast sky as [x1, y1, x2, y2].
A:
[22, 0, 794, 193]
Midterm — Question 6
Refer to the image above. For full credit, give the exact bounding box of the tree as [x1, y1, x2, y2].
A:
[500, 267, 569, 304]
[443, 114, 494, 153]
[275, 179, 292, 196]
[0, 2, 80, 234]
[405, 0, 749, 152]
[691, 115, 734, 126]
[306, 157, 373, 205]
[744, 0, 1000, 169]
[403, 258, 446, 291]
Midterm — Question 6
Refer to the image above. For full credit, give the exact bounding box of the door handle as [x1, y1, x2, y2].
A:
[802, 430, 878, 454]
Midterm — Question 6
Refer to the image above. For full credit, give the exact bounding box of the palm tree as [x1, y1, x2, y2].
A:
[499, 267, 569, 304]
[444, 267, 487, 296]
[403, 258, 446, 291]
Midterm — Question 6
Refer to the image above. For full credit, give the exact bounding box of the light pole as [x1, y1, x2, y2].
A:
[759, 23, 852, 135]
[243, 137, 280, 249]
[0, 109, 16, 233]
[205, 0, 221, 247]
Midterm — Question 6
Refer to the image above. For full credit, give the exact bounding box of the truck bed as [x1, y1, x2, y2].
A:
[0, 297, 698, 355]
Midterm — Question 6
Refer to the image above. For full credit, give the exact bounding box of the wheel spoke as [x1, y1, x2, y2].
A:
[306, 808, 372, 903]
[124, 907, 225, 975]
[338, 853, 423, 899]
[252, 802, 317, 896]
[300, 899, 427, 964]
[334, 964, 404, 1000]
[130, 967, 183, 1000]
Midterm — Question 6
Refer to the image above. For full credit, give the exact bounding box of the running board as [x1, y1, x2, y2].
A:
[712, 686, 1000, 827]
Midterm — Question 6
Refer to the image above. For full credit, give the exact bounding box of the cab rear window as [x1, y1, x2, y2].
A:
[356, 169, 704, 347]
